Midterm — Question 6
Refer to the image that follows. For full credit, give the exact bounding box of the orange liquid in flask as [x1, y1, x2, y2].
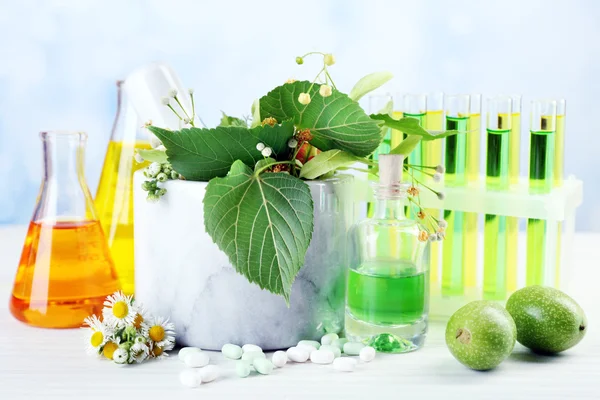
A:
[10, 220, 120, 328]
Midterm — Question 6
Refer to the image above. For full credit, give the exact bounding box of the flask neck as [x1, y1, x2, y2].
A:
[372, 183, 409, 220]
[110, 80, 146, 143]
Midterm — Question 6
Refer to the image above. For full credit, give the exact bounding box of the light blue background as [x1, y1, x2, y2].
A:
[0, 0, 598, 229]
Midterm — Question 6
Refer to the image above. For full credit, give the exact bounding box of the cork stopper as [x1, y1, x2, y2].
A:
[378, 154, 405, 185]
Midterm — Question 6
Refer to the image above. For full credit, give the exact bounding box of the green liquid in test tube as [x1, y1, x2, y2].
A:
[403, 94, 427, 171]
[483, 97, 511, 299]
[442, 94, 469, 296]
[526, 100, 557, 286]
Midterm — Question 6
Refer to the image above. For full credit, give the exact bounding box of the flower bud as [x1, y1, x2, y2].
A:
[288, 138, 298, 148]
[157, 173, 168, 182]
[433, 172, 442, 182]
[256, 142, 266, 151]
[295, 56, 304, 65]
[298, 93, 311, 105]
[161, 96, 170, 105]
[148, 162, 162, 177]
[168, 88, 178, 98]
[188, 88, 195, 95]
[324, 53, 335, 66]
[436, 164, 445, 174]
[436, 191, 446, 201]
[158, 188, 167, 196]
[285, 78, 297, 84]
[170, 171, 180, 180]
[261, 147, 273, 157]
[319, 84, 333, 97]
[438, 219, 448, 229]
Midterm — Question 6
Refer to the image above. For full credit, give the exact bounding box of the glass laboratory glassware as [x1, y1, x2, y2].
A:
[10, 131, 120, 328]
[95, 81, 151, 295]
[345, 154, 430, 353]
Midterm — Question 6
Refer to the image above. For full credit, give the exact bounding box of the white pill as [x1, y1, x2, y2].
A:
[272, 350, 288, 368]
[241, 351, 266, 363]
[320, 344, 341, 358]
[178, 347, 202, 361]
[242, 344, 262, 353]
[298, 340, 321, 350]
[333, 357, 357, 372]
[236, 360, 252, 378]
[310, 349, 335, 364]
[332, 338, 348, 351]
[184, 351, 210, 368]
[286, 346, 309, 362]
[199, 365, 219, 383]
[360, 346, 376, 362]
[221, 343, 243, 360]
[321, 333, 339, 346]
[253, 358, 275, 375]
[179, 369, 202, 388]
[343, 342, 365, 356]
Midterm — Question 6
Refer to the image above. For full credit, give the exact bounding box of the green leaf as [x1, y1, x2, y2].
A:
[147, 121, 294, 181]
[390, 135, 422, 156]
[203, 160, 314, 302]
[259, 81, 383, 157]
[254, 157, 276, 173]
[300, 149, 363, 179]
[219, 112, 247, 127]
[370, 114, 462, 140]
[348, 71, 394, 102]
[137, 149, 168, 163]
[250, 99, 261, 128]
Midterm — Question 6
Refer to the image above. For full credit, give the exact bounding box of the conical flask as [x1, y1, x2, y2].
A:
[10, 131, 120, 328]
[95, 81, 150, 295]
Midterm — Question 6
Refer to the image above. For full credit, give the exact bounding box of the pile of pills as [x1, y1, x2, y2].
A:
[178, 334, 377, 387]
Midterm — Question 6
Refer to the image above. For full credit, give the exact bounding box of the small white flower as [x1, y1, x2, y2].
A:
[82, 315, 112, 355]
[319, 84, 332, 97]
[188, 88, 195, 95]
[324, 53, 335, 66]
[436, 191, 446, 201]
[428, 233, 438, 242]
[129, 342, 150, 364]
[183, 117, 191, 124]
[102, 291, 136, 329]
[256, 142, 266, 151]
[298, 92, 311, 105]
[436, 165, 445, 174]
[261, 147, 273, 157]
[288, 138, 298, 148]
[147, 162, 162, 178]
[168, 88, 178, 98]
[142, 316, 176, 350]
[134, 152, 144, 164]
[150, 135, 163, 149]
[438, 219, 448, 229]
[433, 172, 442, 182]
[113, 348, 129, 365]
[161, 96, 170, 105]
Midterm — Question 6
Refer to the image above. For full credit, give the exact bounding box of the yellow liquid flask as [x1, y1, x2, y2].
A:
[95, 81, 150, 295]
[10, 131, 120, 328]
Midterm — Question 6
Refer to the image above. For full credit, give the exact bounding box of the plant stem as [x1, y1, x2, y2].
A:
[167, 105, 183, 120]
[324, 68, 337, 90]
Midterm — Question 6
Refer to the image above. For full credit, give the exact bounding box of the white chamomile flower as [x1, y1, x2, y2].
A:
[82, 315, 112, 355]
[256, 142, 266, 151]
[143, 316, 176, 350]
[319, 84, 332, 97]
[101, 337, 121, 360]
[161, 96, 171, 105]
[261, 147, 273, 157]
[168, 88, 178, 98]
[150, 135, 163, 149]
[113, 348, 129, 365]
[102, 291, 136, 328]
[129, 341, 150, 364]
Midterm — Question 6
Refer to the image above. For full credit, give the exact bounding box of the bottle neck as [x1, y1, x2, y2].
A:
[373, 198, 406, 219]
[111, 80, 146, 143]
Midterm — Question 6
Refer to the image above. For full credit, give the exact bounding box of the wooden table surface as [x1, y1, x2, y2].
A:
[0, 226, 599, 399]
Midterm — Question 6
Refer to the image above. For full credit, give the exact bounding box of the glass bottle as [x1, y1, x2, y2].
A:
[345, 154, 430, 353]
[10, 131, 120, 328]
[95, 81, 150, 295]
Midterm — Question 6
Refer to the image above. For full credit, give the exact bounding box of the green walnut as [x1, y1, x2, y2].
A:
[446, 300, 517, 370]
[506, 286, 587, 354]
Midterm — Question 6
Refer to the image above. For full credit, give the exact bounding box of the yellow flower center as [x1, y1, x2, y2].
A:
[152, 345, 163, 357]
[133, 314, 144, 329]
[90, 331, 104, 347]
[149, 326, 165, 342]
[112, 301, 129, 319]
[103, 342, 118, 360]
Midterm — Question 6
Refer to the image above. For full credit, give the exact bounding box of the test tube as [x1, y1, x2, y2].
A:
[424, 92, 444, 287]
[506, 95, 522, 293]
[464, 94, 481, 289]
[390, 92, 405, 150]
[554, 99, 566, 287]
[526, 99, 557, 286]
[403, 94, 427, 168]
[442, 94, 469, 296]
[369, 93, 394, 159]
[483, 96, 512, 299]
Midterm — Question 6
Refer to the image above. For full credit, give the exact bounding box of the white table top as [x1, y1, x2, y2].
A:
[0, 225, 599, 399]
